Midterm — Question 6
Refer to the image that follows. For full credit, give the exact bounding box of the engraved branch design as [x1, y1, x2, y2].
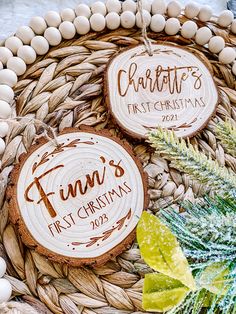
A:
[130, 48, 182, 59]
[71, 208, 132, 248]
[143, 118, 198, 132]
[32, 139, 95, 174]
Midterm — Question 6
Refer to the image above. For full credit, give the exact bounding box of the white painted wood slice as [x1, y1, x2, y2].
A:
[105, 44, 219, 139]
[8, 129, 148, 266]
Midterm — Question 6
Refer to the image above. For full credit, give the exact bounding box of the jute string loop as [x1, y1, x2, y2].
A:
[137, 0, 153, 56]
[2, 117, 60, 147]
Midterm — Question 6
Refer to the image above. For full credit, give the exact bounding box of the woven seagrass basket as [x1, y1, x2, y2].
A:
[1, 12, 236, 314]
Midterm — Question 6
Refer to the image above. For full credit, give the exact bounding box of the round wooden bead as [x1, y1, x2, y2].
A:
[74, 16, 90, 35]
[75, 4, 91, 18]
[45, 11, 61, 27]
[61, 8, 76, 22]
[136, 10, 151, 28]
[15, 26, 35, 45]
[91, 2, 107, 16]
[0, 138, 6, 154]
[90, 13, 106, 31]
[165, 18, 180, 35]
[184, 1, 200, 18]
[231, 19, 236, 34]
[181, 21, 198, 39]
[208, 36, 225, 54]
[31, 36, 49, 55]
[120, 11, 136, 28]
[0, 85, 14, 103]
[0, 69, 17, 87]
[106, 0, 121, 13]
[7, 57, 27, 76]
[0, 47, 13, 65]
[0, 122, 9, 138]
[44, 27, 62, 46]
[219, 47, 236, 64]
[141, 0, 152, 13]
[217, 10, 234, 28]
[0, 278, 12, 302]
[122, 0, 136, 13]
[152, 0, 166, 15]
[0, 100, 11, 119]
[150, 14, 166, 32]
[198, 5, 212, 22]
[29, 16, 47, 35]
[0, 257, 6, 278]
[5, 37, 23, 55]
[59, 21, 76, 39]
[106, 12, 120, 30]
[167, 1, 182, 17]
[232, 62, 236, 75]
[0, 62, 2, 70]
[17, 45, 36, 65]
[195, 27, 212, 45]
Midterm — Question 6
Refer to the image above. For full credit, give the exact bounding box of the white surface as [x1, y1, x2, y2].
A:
[0, 0, 227, 40]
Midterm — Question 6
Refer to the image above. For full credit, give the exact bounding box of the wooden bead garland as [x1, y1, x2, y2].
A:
[61, 8, 76, 22]
[120, 11, 135, 28]
[75, 4, 91, 18]
[44, 11, 61, 27]
[195, 27, 212, 45]
[17, 45, 36, 64]
[198, 5, 212, 22]
[122, 0, 136, 13]
[106, 0, 121, 13]
[44, 27, 62, 46]
[74, 16, 90, 35]
[29, 16, 47, 35]
[0, 122, 9, 138]
[181, 21, 198, 39]
[31, 36, 49, 55]
[90, 13, 106, 31]
[184, 2, 200, 19]
[7, 57, 26, 76]
[0, 47, 13, 65]
[151, 0, 166, 15]
[0, 100, 11, 119]
[0, 85, 14, 103]
[91, 1, 107, 16]
[150, 14, 166, 32]
[0, 69, 18, 87]
[59, 21, 76, 40]
[16, 26, 35, 45]
[165, 18, 180, 35]
[167, 1, 182, 18]
[106, 12, 121, 30]
[217, 10, 234, 28]
[136, 10, 151, 28]
[5, 37, 23, 55]
[219, 47, 236, 64]
[208, 36, 225, 54]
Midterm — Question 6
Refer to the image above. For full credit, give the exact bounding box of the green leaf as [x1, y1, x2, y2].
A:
[143, 272, 189, 312]
[137, 211, 196, 290]
[199, 262, 230, 296]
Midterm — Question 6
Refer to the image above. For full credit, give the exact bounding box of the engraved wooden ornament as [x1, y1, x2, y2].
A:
[8, 129, 148, 266]
[105, 44, 219, 139]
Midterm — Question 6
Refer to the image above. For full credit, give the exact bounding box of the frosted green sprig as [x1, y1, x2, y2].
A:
[216, 120, 236, 158]
[148, 128, 236, 197]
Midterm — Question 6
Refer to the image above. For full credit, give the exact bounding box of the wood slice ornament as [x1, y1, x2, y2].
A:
[8, 129, 148, 266]
[105, 44, 219, 139]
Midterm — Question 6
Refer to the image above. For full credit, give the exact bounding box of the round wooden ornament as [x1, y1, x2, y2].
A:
[105, 44, 219, 139]
[8, 128, 148, 266]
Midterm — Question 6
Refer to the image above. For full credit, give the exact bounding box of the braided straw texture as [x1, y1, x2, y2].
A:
[1, 18, 236, 313]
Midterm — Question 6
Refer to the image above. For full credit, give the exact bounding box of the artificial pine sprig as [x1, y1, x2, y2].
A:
[216, 120, 236, 158]
[160, 196, 236, 314]
[148, 128, 236, 197]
